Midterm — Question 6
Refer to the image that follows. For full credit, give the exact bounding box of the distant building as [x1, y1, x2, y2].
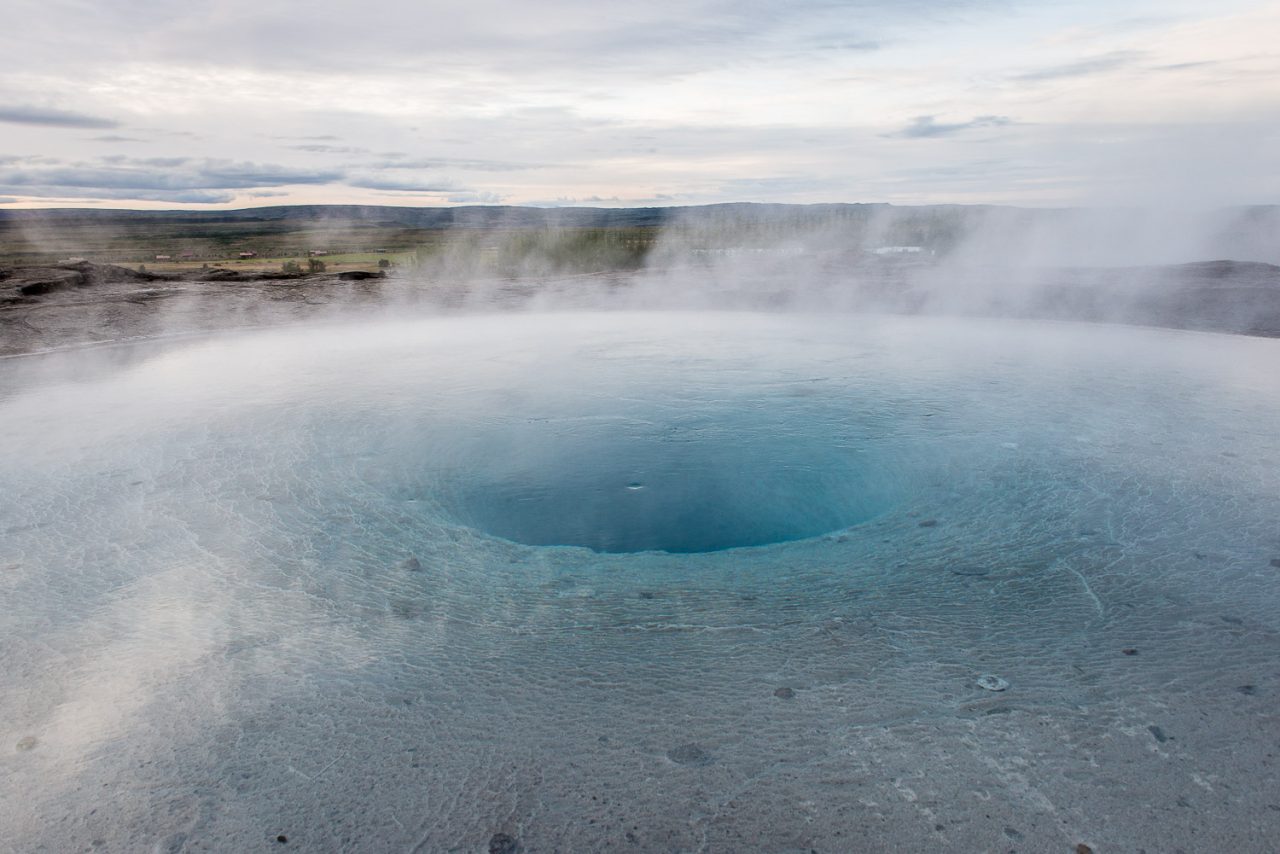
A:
[154, 254, 171, 260]
[239, 251, 257, 258]
[309, 250, 328, 256]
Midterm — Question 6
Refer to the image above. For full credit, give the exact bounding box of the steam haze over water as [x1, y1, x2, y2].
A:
[4, 3, 1280, 854]
[0, 0, 1277, 208]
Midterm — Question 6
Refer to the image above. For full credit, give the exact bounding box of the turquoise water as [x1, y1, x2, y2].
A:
[2, 313, 1279, 851]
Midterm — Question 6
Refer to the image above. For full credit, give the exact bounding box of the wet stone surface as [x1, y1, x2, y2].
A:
[488, 832, 519, 854]
[667, 743, 713, 766]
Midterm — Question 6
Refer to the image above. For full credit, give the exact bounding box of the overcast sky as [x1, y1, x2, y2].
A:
[0, 0, 1277, 209]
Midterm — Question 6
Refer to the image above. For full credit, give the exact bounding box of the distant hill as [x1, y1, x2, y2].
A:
[0, 202, 1276, 268]
[0, 202, 904, 229]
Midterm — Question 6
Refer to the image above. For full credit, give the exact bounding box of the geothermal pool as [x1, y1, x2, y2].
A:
[2, 313, 1279, 852]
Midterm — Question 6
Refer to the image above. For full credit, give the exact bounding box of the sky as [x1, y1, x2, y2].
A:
[0, 0, 1277, 209]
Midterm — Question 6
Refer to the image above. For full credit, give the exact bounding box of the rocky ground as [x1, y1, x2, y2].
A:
[3, 258, 1280, 357]
[0, 262, 390, 357]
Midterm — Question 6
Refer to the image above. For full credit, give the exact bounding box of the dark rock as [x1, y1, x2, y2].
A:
[275, 835, 288, 844]
[1077, 845, 1094, 854]
[400, 556, 422, 572]
[918, 519, 938, 528]
[1238, 685, 1257, 695]
[488, 832, 518, 854]
[11, 267, 85, 296]
[637, 591, 656, 600]
[950, 567, 989, 577]
[191, 267, 244, 281]
[1148, 725, 1169, 743]
[338, 270, 385, 280]
[667, 743, 712, 765]
[774, 687, 795, 699]
[1122, 648, 1139, 655]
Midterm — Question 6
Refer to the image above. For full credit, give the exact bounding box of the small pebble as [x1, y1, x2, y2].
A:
[774, 687, 795, 699]
[667, 743, 712, 766]
[1077, 845, 1094, 854]
[976, 675, 1009, 692]
[275, 835, 288, 844]
[1122, 648, 1139, 656]
[15, 736, 37, 752]
[918, 519, 938, 528]
[488, 833, 519, 854]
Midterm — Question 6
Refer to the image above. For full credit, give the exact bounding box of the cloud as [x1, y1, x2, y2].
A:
[0, 157, 341, 203]
[447, 191, 506, 204]
[346, 176, 461, 192]
[90, 135, 148, 143]
[285, 144, 370, 154]
[370, 157, 550, 172]
[1012, 50, 1142, 82]
[0, 197, 17, 204]
[887, 115, 1015, 139]
[0, 105, 119, 129]
[3, 188, 237, 203]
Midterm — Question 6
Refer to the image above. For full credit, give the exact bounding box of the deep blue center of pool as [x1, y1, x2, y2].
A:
[440, 420, 899, 553]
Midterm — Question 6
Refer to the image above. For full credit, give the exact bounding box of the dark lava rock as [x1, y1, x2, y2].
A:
[667, 743, 712, 766]
[774, 687, 795, 699]
[637, 591, 656, 600]
[191, 267, 245, 281]
[1122, 648, 1139, 655]
[6, 261, 172, 296]
[918, 519, 938, 528]
[1238, 685, 1257, 695]
[338, 270, 385, 280]
[9, 266, 85, 296]
[1148, 725, 1169, 743]
[488, 832, 519, 854]
[399, 556, 422, 572]
[88, 262, 171, 283]
[1077, 844, 1094, 854]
